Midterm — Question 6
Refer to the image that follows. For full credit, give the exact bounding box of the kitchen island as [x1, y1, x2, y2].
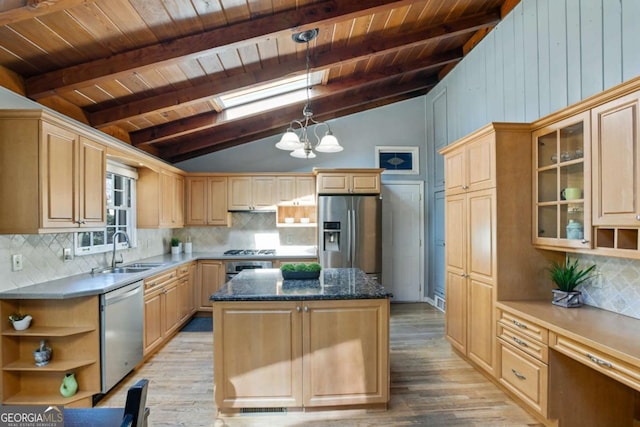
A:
[210, 268, 391, 413]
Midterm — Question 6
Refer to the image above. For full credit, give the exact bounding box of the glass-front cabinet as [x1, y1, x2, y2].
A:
[533, 112, 591, 249]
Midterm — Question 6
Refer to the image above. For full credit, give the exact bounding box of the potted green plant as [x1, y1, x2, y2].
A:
[170, 237, 181, 255]
[549, 258, 596, 308]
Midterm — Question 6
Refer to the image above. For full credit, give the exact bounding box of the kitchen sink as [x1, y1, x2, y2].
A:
[125, 262, 166, 268]
[97, 267, 152, 274]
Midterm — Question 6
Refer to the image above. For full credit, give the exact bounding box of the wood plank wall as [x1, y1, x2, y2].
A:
[428, 0, 640, 300]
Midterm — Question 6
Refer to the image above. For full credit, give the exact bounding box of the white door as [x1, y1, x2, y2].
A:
[382, 182, 424, 301]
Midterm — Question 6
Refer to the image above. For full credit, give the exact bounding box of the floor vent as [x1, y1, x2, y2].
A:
[435, 296, 446, 312]
[240, 407, 287, 415]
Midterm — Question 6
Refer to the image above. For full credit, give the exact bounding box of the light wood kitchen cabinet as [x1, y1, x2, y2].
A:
[533, 112, 591, 250]
[177, 262, 196, 323]
[0, 111, 106, 233]
[591, 90, 640, 227]
[496, 307, 549, 417]
[197, 260, 225, 311]
[276, 175, 316, 205]
[444, 189, 496, 375]
[138, 168, 185, 229]
[314, 169, 383, 194]
[227, 175, 276, 211]
[441, 123, 560, 378]
[444, 132, 495, 195]
[143, 266, 192, 357]
[0, 297, 101, 407]
[185, 176, 229, 226]
[213, 299, 388, 410]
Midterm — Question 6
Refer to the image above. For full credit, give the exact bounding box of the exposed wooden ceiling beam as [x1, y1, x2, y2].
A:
[129, 48, 461, 146]
[25, 0, 418, 99]
[88, 10, 499, 128]
[0, 0, 98, 26]
[156, 73, 439, 162]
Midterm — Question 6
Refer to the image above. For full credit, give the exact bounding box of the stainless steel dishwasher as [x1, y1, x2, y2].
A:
[100, 280, 144, 393]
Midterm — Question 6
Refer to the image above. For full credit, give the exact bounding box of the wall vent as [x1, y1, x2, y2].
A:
[435, 295, 446, 312]
[240, 407, 287, 415]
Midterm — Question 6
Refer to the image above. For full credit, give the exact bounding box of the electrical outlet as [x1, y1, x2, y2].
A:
[591, 271, 604, 289]
[63, 248, 73, 262]
[11, 254, 23, 272]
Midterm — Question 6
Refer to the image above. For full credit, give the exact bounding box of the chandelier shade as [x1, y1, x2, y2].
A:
[276, 29, 343, 159]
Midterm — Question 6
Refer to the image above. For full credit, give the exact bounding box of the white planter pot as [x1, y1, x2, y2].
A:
[171, 246, 180, 255]
[12, 315, 32, 331]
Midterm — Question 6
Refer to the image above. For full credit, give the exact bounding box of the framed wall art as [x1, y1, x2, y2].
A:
[374, 146, 419, 175]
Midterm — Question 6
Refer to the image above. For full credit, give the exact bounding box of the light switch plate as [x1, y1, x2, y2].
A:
[63, 248, 73, 262]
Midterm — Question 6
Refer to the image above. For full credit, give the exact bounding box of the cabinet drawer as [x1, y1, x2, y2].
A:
[498, 341, 548, 416]
[498, 324, 548, 363]
[177, 263, 190, 278]
[498, 309, 548, 345]
[145, 268, 178, 290]
[550, 332, 640, 392]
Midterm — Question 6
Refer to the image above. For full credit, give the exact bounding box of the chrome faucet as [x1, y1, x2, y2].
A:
[111, 231, 131, 268]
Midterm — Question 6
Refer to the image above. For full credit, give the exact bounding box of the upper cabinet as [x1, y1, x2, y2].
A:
[314, 169, 383, 194]
[138, 168, 184, 229]
[0, 111, 106, 233]
[277, 176, 315, 205]
[444, 133, 495, 195]
[532, 112, 591, 250]
[592, 91, 640, 227]
[185, 176, 229, 226]
[228, 176, 276, 211]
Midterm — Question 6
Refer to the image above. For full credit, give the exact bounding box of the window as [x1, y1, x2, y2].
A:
[75, 162, 137, 255]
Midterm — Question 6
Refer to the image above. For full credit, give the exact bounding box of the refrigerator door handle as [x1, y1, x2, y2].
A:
[347, 208, 352, 262]
[351, 208, 356, 264]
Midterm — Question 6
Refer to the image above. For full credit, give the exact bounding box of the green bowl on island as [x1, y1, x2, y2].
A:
[280, 263, 322, 280]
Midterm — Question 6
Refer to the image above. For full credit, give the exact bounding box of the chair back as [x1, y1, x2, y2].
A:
[122, 379, 149, 427]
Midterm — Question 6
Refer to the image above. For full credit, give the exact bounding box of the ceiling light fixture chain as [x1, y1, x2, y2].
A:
[276, 28, 343, 159]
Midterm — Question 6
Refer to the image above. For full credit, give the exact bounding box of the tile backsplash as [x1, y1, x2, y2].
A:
[0, 212, 315, 293]
[575, 254, 640, 320]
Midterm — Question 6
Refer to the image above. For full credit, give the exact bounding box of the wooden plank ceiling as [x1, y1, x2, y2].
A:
[0, 0, 518, 164]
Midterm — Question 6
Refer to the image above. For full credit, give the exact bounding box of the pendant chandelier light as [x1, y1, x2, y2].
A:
[276, 28, 343, 159]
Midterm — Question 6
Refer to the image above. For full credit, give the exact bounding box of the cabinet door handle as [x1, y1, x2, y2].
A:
[581, 239, 590, 244]
[460, 273, 468, 278]
[512, 320, 528, 329]
[462, 185, 469, 190]
[586, 353, 612, 368]
[511, 369, 527, 380]
[296, 306, 301, 312]
[512, 336, 528, 347]
[636, 214, 640, 221]
[304, 306, 309, 312]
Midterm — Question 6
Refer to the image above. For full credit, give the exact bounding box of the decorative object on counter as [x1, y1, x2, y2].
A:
[300, 217, 310, 224]
[280, 262, 322, 280]
[9, 313, 32, 331]
[184, 236, 192, 254]
[284, 217, 295, 223]
[566, 220, 584, 240]
[60, 372, 78, 397]
[170, 237, 181, 255]
[275, 28, 343, 159]
[549, 258, 596, 308]
[33, 339, 52, 366]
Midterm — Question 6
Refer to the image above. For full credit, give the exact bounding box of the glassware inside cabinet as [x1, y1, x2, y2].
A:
[559, 122, 584, 161]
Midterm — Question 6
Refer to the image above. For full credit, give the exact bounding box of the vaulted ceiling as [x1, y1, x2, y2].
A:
[0, 0, 518, 164]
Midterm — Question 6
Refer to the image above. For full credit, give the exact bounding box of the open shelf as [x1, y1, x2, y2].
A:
[3, 359, 96, 372]
[2, 326, 95, 337]
[596, 227, 639, 251]
[3, 390, 95, 406]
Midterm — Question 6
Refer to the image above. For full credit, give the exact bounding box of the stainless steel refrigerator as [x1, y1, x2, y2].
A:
[317, 194, 381, 276]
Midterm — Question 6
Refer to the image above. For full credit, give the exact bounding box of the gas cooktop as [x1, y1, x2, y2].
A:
[223, 249, 276, 256]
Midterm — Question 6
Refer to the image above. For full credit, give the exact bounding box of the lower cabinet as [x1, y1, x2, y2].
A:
[197, 260, 225, 311]
[213, 299, 389, 410]
[143, 263, 194, 357]
[0, 297, 100, 407]
[496, 308, 549, 418]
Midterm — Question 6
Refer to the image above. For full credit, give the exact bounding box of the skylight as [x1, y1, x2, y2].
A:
[216, 71, 324, 110]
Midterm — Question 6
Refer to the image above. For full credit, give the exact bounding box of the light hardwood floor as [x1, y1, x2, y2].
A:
[98, 303, 542, 426]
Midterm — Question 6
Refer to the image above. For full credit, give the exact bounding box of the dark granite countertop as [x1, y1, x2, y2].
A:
[211, 268, 392, 301]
